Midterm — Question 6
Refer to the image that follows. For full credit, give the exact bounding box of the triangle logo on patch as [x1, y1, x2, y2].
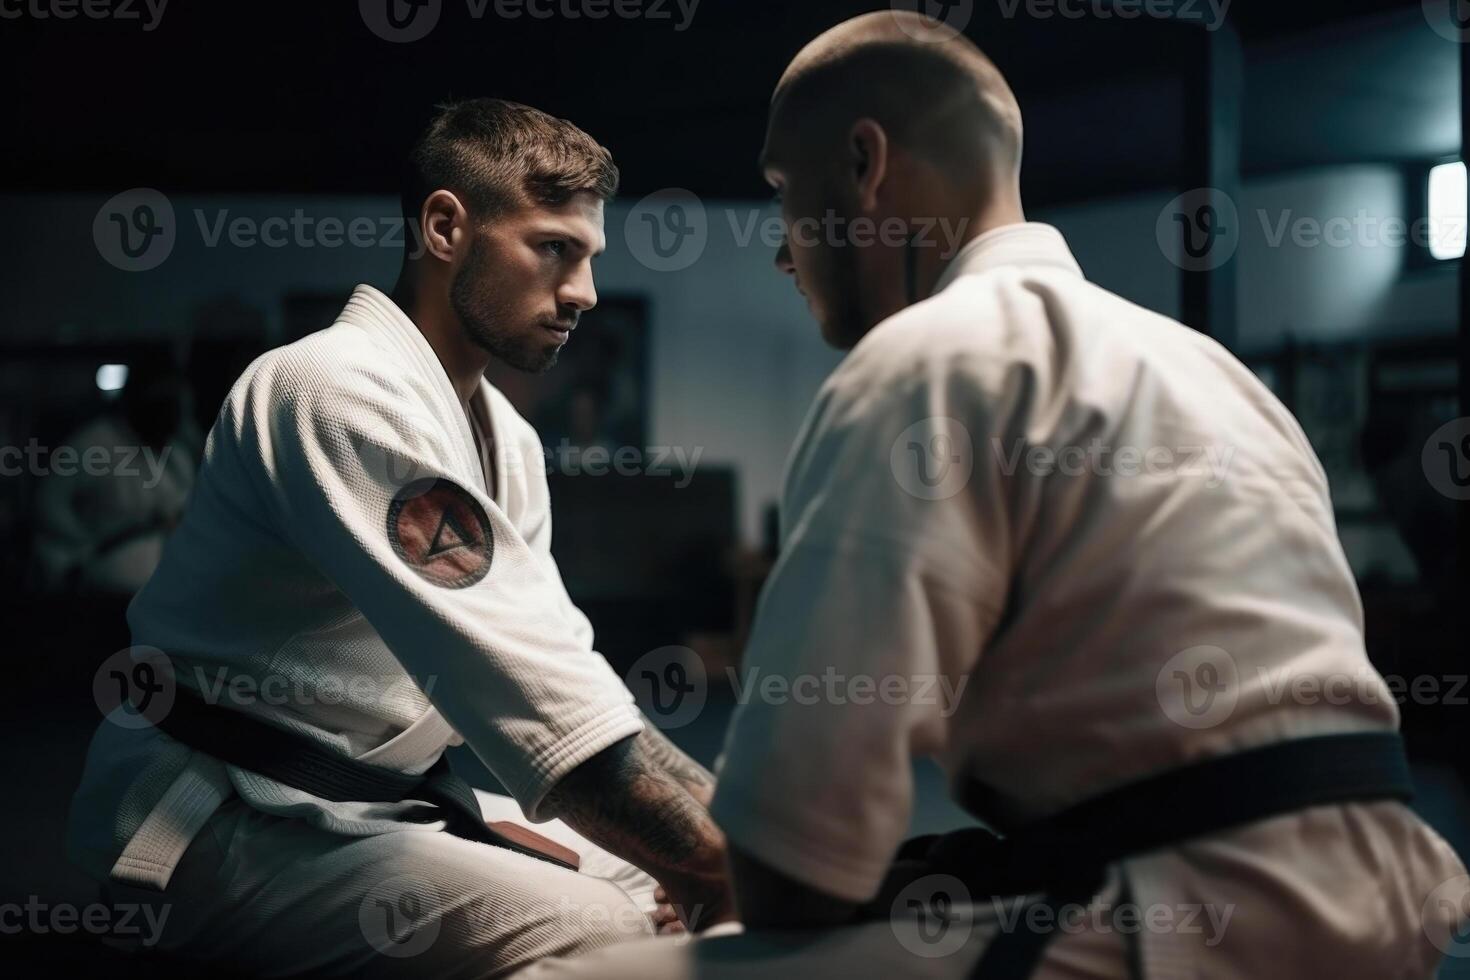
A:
[427, 509, 474, 559]
[388, 478, 495, 589]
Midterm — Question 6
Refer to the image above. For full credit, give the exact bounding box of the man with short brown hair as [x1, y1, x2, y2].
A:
[67, 97, 731, 977]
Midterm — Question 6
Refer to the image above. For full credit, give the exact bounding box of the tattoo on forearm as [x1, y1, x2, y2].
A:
[637, 722, 715, 800]
[542, 734, 722, 884]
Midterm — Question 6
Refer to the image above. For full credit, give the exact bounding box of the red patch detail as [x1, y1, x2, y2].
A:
[387, 479, 494, 589]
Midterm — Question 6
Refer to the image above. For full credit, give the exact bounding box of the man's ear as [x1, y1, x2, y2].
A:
[419, 189, 468, 264]
[849, 118, 889, 213]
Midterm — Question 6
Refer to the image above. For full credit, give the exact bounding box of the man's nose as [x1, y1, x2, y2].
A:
[775, 235, 795, 276]
[559, 262, 598, 312]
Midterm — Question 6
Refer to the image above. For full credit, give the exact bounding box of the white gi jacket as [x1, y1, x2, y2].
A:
[708, 224, 1466, 977]
[66, 284, 643, 890]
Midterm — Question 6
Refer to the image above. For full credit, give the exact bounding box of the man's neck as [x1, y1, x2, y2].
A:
[922, 200, 1027, 301]
[855, 201, 1027, 343]
[391, 279, 490, 407]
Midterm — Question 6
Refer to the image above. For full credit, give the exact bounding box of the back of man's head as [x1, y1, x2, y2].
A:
[770, 12, 1023, 195]
[763, 12, 1027, 348]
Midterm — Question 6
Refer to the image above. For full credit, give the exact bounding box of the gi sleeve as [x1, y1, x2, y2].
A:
[512, 425, 597, 657]
[513, 418, 634, 706]
[709, 354, 1016, 902]
[253, 364, 642, 820]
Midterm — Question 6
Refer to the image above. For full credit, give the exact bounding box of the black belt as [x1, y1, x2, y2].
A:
[865, 732, 1415, 979]
[148, 685, 578, 871]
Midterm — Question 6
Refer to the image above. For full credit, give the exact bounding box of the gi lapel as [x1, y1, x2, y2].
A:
[338, 284, 485, 492]
[469, 382, 510, 507]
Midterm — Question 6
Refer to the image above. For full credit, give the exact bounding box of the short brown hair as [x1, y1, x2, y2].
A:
[402, 98, 619, 224]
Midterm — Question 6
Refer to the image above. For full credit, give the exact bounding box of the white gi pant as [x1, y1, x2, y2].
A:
[99, 789, 657, 978]
[515, 801, 1464, 980]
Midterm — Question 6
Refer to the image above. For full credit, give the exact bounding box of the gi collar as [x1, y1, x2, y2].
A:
[338, 284, 486, 493]
[930, 222, 1085, 297]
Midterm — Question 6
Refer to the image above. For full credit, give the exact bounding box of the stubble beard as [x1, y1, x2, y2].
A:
[450, 241, 561, 375]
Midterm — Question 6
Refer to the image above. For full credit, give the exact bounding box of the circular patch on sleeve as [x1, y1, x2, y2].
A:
[387, 478, 494, 589]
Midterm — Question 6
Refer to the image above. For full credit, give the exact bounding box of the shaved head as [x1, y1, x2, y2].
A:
[762, 12, 1027, 349]
[765, 11, 1022, 191]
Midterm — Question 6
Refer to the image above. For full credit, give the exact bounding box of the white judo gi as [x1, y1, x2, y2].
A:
[66, 284, 660, 976]
[518, 224, 1470, 980]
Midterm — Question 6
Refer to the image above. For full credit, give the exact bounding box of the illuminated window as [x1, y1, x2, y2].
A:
[95, 363, 129, 392]
[1428, 161, 1467, 261]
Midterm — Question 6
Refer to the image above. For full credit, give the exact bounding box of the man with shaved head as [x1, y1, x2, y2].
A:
[763, 10, 1026, 349]
[521, 11, 1468, 980]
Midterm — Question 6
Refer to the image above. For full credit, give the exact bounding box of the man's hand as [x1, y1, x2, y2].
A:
[651, 884, 688, 935]
[541, 727, 734, 932]
[663, 870, 737, 932]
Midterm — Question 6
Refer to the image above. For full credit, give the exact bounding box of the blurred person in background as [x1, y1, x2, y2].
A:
[31, 357, 201, 597]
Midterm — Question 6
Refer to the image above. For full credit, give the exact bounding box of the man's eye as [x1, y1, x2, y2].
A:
[542, 241, 568, 256]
